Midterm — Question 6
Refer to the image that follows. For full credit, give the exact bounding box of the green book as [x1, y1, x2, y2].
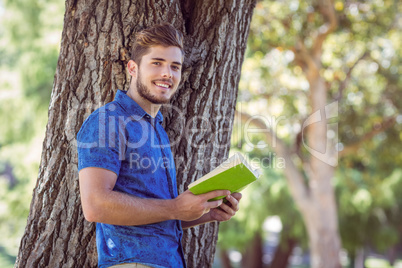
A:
[188, 153, 261, 200]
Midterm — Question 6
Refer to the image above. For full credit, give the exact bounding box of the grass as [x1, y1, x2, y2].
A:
[366, 257, 402, 268]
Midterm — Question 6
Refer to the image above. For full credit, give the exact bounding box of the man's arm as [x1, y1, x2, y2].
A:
[79, 167, 229, 226]
[181, 193, 242, 229]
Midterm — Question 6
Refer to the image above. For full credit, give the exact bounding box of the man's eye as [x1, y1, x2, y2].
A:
[172, 66, 180, 70]
[152, 62, 160, 66]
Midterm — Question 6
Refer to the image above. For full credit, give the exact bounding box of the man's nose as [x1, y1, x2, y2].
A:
[162, 66, 172, 78]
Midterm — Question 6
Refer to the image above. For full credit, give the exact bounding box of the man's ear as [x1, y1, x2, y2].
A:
[127, 60, 138, 77]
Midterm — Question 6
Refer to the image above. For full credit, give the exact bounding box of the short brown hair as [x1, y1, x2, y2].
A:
[131, 23, 184, 65]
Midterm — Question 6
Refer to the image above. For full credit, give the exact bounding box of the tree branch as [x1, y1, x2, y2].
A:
[260, 89, 307, 102]
[312, 0, 338, 60]
[339, 116, 397, 157]
[335, 52, 369, 102]
[292, 40, 319, 81]
[235, 110, 311, 207]
[260, 93, 273, 101]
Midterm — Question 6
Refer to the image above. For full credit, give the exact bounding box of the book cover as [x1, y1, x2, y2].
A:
[188, 153, 261, 200]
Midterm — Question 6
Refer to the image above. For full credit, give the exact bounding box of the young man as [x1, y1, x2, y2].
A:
[77, 23, 241, 268]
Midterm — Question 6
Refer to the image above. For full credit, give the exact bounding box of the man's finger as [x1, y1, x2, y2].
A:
[231, 192, 242, 201]
[211, 208, 231, 222]
[225, 194, 240, 211]
[218, 203, 236, 216]
[201, 190, 230, 201]
[205, 199, 223, 209]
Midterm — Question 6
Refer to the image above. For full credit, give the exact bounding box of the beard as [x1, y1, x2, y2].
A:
[137, 70, 173, 105]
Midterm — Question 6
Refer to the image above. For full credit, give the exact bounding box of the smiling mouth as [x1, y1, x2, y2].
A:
[154, 81, 172, 89]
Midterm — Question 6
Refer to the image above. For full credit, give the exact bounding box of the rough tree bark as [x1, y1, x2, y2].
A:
[15, 0, 255, 267]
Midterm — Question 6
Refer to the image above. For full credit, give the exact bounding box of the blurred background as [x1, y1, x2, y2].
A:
[0, 0, 401, 267]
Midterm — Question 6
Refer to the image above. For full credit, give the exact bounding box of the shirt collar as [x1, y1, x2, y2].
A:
[114, 90, 163, 124]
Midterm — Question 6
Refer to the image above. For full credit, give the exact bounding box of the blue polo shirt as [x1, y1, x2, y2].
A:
[77, 90, 186, 268]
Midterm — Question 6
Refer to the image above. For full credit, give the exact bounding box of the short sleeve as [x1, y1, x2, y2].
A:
[77, 109, 123, 175]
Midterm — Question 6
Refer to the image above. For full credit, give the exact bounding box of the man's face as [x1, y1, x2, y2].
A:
[136, 45, 183, 104]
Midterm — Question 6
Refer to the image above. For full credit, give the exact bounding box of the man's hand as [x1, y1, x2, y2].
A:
[181, 192, 242, 229]
[208, 192, 242, 222]
[173, 190, 230, 222]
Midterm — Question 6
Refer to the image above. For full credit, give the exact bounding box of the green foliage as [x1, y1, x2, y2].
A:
[0, 137, 45, 264]
[220, 0, 402, 262]
[0, 96, 47, 146]
[1, 0, 63, 108]
[20, 47, 59, 107]
[0, 0, 64, 263]
[336, 168, 402, 253]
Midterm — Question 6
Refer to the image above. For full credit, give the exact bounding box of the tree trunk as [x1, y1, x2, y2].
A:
[303, 206, 341, 268]
[387, 245, 396, 266]
[15, 0, 255, 267]
[241, 231, 263, 268]
[354, 248, 366, 268]
[269, 237, 297, 268]
[301, 51, 341, 268]
[282, 0, 342, 266]
[220, 249, 233, 268]
[238, 7, 342, 264]
[237, 103, 342, 268]
[349, 254, 355, 268]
